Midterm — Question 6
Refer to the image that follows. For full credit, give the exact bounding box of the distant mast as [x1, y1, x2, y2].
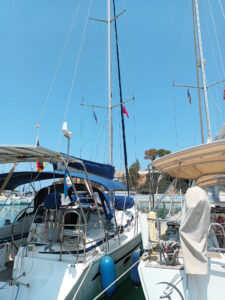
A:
[194, 0, 212, 143]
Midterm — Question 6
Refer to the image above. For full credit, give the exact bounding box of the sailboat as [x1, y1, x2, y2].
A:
[0, 1, 141, 299]
[138, 141, 225, 300]
[0, 146, 141, 299]
[138, 1, 225, 299]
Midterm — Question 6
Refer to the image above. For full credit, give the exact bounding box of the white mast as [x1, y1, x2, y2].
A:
[108, 0, 113, 164]
[191, 0, 204, 144]
[194, 0, 212, 142]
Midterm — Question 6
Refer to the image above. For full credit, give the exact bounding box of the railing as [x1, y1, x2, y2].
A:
[25, 157, 112, 262]
[209, 222, 225, 251]
[146, 217, 225, 258]
[60, 156, 109, 253]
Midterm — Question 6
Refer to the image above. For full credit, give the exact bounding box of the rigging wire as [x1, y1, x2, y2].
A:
[117, 44, 134, 96]
[91, 21, 107, 160]
[62, 0, 94, 124]
[92, 110, 98, 161]
[121, 0, 135, 95]
[192, 101, 200, 145]
[94, 112, 108, 161]
[206, 0, 225, 77]
[57, 0, 94, 151]
[201, 0, 225, 133]
[172, 83, 179, 151]
[174, 0, 192, 77]
[121, 0, 137, 165]
[208, 88, 224, 128]
[218, 0, 225, 19]
[170, 0, 179, 151]
[80, 98, 84, 157]
[93, 31, 108, 162]
[201, 4, 221, 78]
[36, 0, 82, 136]
[80, 9, 107, 162]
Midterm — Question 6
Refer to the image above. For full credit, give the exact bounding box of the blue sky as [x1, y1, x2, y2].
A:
[0, 0, 224, 170]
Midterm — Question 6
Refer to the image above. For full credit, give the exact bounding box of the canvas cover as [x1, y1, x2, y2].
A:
[180, 186, 211, 275]
[150, 139, 225, 181]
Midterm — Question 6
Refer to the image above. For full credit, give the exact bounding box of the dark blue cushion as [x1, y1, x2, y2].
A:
[114, 195, 134, 210]
[44, 193, 61, 209]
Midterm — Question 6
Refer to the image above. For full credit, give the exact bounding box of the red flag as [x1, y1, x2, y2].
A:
[223, 86, 225, 100]
[122, 105, 129, 118]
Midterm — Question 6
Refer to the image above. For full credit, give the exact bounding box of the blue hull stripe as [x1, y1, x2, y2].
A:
[0, 232, 29, 244]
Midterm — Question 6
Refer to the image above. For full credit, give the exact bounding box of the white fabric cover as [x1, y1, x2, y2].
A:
[180, 186, 211, 275]
[140, 214, 152, 251]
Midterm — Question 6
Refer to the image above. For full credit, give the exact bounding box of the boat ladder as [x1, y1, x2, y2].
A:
[59, 210, 85, 262]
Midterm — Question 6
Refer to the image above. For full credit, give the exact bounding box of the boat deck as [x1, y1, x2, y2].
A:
[142, 249, 222, 270]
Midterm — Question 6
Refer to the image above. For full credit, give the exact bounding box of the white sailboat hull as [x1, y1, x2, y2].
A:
[0, 229, 141, 300]
[138, 254, 225, 300]
[0, 216, 32, 271]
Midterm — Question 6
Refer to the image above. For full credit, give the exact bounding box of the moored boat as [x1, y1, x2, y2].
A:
[138, 139, 225, 300]
[0, 144, 141, 299]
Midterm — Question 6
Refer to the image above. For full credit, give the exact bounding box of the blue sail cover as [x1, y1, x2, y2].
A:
[0, 171, 125, 191]
[113, 195, 134, 210]
[0, 172, 64, 191]
[64, 158, 115, 180]
[102, 193, 114, 220]
[102, 193, 134, 214]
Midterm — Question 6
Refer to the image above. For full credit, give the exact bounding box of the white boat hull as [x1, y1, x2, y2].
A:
[0, 230, 141, 300]
[138, 254, 225, 300]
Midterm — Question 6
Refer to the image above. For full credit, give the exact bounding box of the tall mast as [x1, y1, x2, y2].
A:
[194, 0, 212, 142]
[108, 0, 113, 164]
[112, 0, 130, 194]
[191, 0, 204, 144]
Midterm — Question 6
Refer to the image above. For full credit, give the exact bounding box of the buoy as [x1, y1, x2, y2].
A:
[130, 250, 141, 286]
[100, 254, 116, 296]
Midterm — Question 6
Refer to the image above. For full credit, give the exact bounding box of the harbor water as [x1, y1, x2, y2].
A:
[102, 276, 145, 300]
